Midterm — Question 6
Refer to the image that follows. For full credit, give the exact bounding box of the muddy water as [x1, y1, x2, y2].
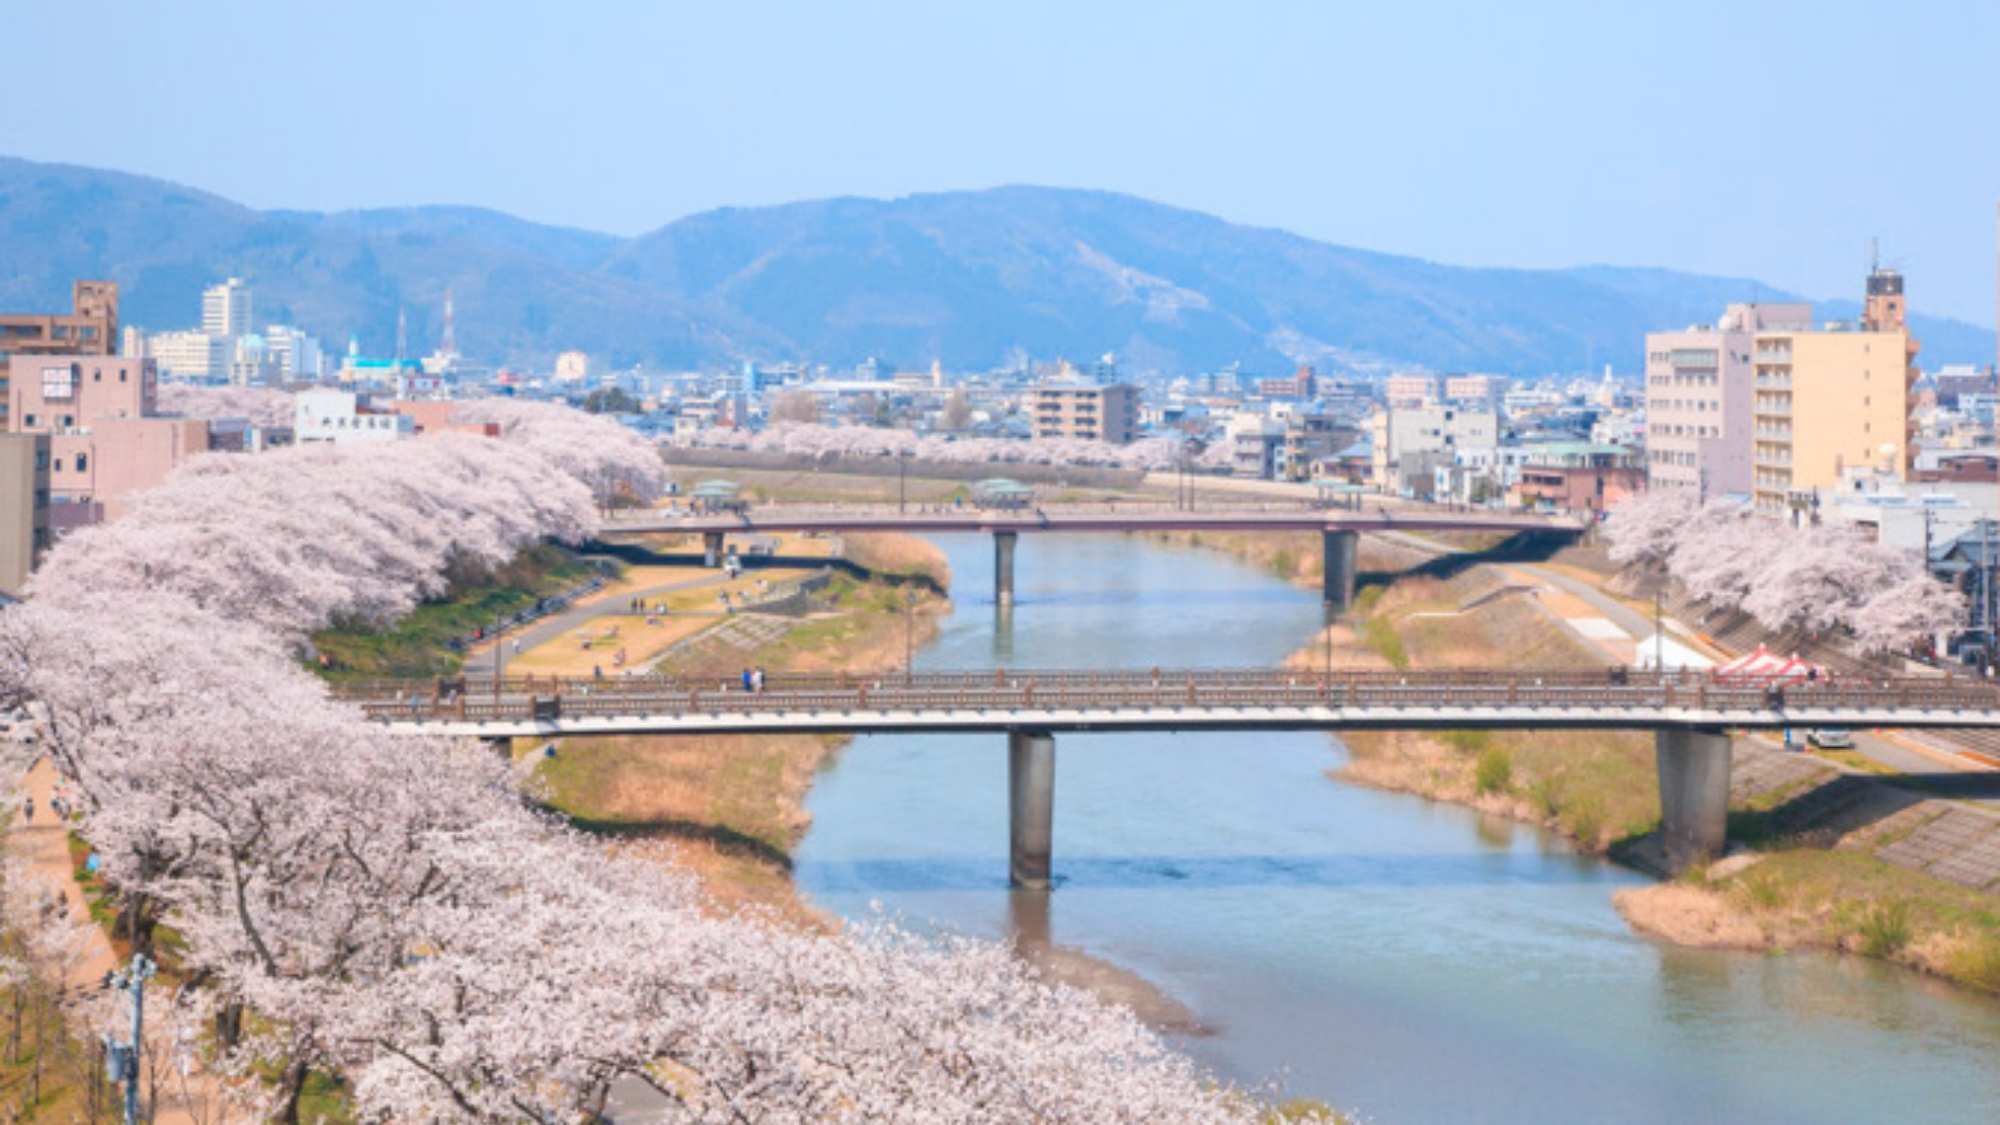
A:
[796, 534, 2000, 1123]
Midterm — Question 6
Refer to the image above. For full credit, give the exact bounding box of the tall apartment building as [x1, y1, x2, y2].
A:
[202, 277, 253, 338]
[1030, 378, 1138, 444]
[1751, 314, 1911, 512]
[147, 330, 229, 380]
[1643, 303, 1809, 497]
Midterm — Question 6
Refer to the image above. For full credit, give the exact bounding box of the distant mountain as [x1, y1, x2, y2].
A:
[0, 156, 1989, 375]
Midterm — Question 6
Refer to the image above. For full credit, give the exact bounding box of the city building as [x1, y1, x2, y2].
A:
[1507, 442, 1646, 515]
[202, 277, 253, 339]
[264, 325, 323, 379]
[1643, 302, 1810, 497]
[1369, 404, 1498, 495]
[1383, 373, 1437, 409]
[1030, 377, 1138, 444]
[294, 388, 416, 445]
[1256, 365, 1318, 401]
[1753, 273, 1914, 514]
[4, 354, 207, 526]
[147, 330, 228, 381]
[0, 432, 50, 596]
[0, 280, 118, 361]
[1443, 374, 1506, 407]
[554, 351, 591, 383]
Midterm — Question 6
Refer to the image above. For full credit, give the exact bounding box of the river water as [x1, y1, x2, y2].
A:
[795, 534, 2000, 1123]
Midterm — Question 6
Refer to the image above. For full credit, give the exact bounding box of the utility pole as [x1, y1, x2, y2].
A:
[898, 450, 909, 514]
[1654, 586, 1665, 672]
[102, 952, 155, 1125]
[902, 586, 915, 685]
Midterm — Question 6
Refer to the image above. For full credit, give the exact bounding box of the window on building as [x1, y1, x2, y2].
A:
[75, 453, 87, 472]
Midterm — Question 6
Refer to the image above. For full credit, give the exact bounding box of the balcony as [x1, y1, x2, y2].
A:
[1754, 375, 1791, 390]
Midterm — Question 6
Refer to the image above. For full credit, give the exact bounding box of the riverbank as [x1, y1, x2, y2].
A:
[528, 534, 951, 924]
[1179, 529, 2000, 998]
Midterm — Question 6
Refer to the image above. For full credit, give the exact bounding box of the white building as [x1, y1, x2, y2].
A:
[554, 351, 590, 383]
[294, 389, 414, 445]
[263, 325, 323, 380]
[202, 277, 253, 339]
[1369, 405, 1499, 493]
[146, 330, 227, 381]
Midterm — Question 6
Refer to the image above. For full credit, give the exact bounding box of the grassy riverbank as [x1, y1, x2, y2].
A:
[526, 535, 952, 923]
[311, 544, 599, 681]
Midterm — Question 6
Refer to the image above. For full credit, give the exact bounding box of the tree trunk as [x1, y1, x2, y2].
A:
[216, 1001, 243, 1049]
[275, 1058, 309, 1124]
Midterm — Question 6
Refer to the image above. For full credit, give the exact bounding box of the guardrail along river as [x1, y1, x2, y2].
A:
[795, 533, 2000, 1123]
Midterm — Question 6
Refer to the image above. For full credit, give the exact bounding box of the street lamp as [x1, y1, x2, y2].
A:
[102, 952, 156, 1125]
[898, 449, 911, 514]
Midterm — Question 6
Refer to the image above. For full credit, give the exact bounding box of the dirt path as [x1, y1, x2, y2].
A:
[7, 758, 227, 1124]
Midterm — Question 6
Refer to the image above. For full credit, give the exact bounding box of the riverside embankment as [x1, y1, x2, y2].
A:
[794, 531, 2000, 1123]
[1185, 524, 2000, 999]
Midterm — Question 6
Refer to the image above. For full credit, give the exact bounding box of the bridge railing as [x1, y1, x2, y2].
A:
[336, 667, 2000, 725]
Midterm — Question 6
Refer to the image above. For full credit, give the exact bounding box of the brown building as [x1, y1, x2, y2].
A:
[0, 432, 50, 596]
[1030, 379, 1138, 444]
[0, 281, 120, 429]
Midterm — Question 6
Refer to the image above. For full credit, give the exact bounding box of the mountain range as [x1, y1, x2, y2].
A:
[0, 155, 1990, 376]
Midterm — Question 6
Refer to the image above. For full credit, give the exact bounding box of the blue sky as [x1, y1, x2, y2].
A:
[7, 1, 1998, 325]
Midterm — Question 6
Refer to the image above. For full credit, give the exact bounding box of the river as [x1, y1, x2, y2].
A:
[795, 533, 2000, 1123]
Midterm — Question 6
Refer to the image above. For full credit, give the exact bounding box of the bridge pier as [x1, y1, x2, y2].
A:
[1008, 728, 1055, 889]
[994, 531, 1018, 607]
[702, 531, 725, 568]
[1655, 727, 1732, 872]
[1322, 529, 1358, 610]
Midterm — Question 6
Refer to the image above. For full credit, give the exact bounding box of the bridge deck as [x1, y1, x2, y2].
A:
[600, 502, 1585, 536]
[336, 668, 2000, 738]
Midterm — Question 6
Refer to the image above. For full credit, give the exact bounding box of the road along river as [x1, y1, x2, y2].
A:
[796, 533, 2000, 1123]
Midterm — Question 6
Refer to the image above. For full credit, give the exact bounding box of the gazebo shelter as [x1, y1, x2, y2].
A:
[689, 479, 747, 513]
[973, 478, 1036, 510]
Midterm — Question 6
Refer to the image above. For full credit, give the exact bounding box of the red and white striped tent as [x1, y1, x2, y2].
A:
[1711, 644, 1824, 683]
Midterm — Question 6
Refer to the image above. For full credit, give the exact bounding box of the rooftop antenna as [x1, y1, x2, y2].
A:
[1869, 235, 1881, 274]
[440, 288, 458, 357]
[395, 305, 408, 362]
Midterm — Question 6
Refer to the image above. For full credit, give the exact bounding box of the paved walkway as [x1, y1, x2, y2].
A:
[462, 571, 736, 676]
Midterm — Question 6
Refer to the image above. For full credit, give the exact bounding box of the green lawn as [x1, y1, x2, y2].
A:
[311, 545, 599, 681]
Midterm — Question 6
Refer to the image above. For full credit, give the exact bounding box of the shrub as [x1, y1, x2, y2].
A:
[1474, 747, 1513, 795]
[1859, 901, 1914, 958]
[1568, 796, 1605, 848]
[1529, 773, 1565, 818]
[1946, 931, 2000, 992]
[1441, 729, 1491, 755]
[1737, 873, 1785, 910]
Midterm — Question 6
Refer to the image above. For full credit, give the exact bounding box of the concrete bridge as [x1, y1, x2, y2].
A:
[600, 502, 1585, 608]
[336, 668, 2000, 882]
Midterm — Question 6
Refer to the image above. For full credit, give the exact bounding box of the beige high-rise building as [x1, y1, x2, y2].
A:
[1751, 277, 1912, 512]
[1644, 303, 1810, 497]
[1030, 378, 1138, 444]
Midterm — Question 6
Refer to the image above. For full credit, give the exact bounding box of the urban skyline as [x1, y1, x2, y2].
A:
[2, 2, 1997, 325]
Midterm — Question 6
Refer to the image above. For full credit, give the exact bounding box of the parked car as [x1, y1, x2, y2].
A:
[1807, 728, 1855, 750]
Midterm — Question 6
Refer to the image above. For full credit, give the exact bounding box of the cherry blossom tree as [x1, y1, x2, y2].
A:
[1606, 492, 1959, 654]
[155, 383, 296, 428]
[453, 398, 667, 506]
[0, 411, 1272, 1121]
